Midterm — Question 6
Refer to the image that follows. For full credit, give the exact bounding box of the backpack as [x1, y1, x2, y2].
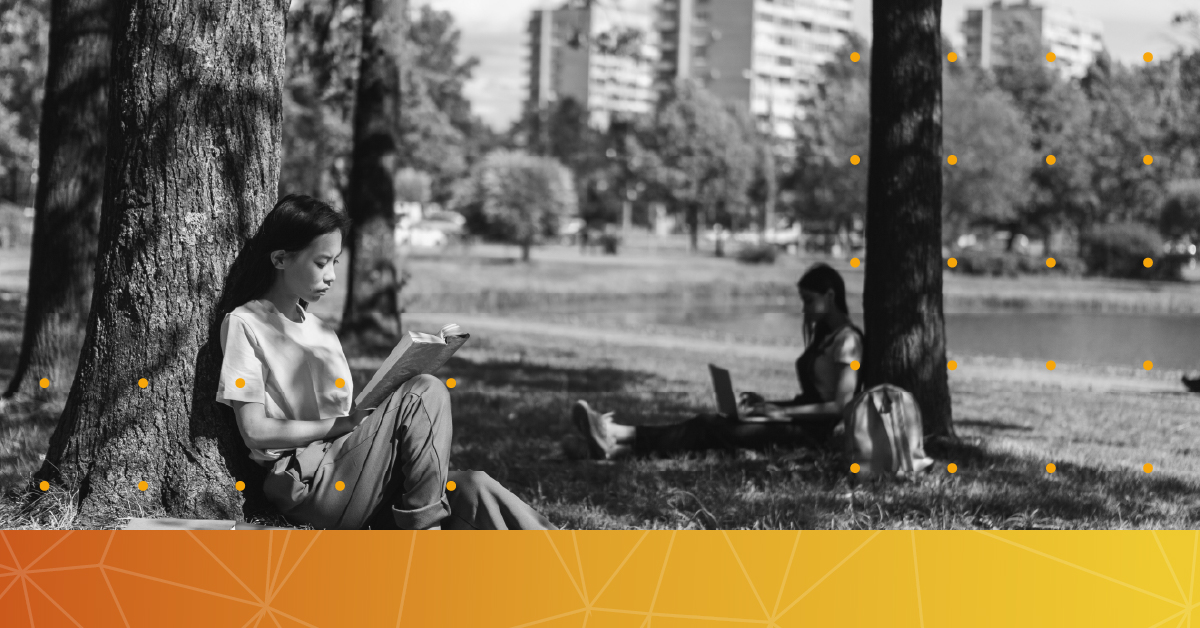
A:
[843, 384, 934, 479]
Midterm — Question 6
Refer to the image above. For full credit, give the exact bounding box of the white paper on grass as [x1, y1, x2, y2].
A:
[353, 323, 469, 412]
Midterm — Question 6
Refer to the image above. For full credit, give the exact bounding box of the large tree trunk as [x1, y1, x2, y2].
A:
[340, 0, 406, 348]
[4, 0, 110, 402]
[862, 0, 954, 438]
[34, 0, 287, 522]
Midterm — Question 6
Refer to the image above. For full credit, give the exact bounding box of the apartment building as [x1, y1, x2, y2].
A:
[526, 1, 659, 130]
[962, 0, 1104, 79]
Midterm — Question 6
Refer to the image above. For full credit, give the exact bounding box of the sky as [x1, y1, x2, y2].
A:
[423, 0, 1198, 131]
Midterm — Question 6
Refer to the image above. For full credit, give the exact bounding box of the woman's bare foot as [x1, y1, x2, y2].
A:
[570, 400, 634, 460]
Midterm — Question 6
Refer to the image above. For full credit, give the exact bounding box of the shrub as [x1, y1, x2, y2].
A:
[735, 242, 778, 264]
[1081, 223, 1166, 280]
[955, 249, 1020, 277]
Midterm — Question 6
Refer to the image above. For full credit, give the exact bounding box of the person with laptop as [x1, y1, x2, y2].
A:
[567, 263, 864, 459]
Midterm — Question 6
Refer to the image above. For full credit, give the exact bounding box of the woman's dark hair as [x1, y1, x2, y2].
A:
[796, 263, 859, 348]
[213, 194, 351, 323]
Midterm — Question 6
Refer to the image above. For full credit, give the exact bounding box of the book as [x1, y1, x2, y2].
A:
[352, 323, 470, 412]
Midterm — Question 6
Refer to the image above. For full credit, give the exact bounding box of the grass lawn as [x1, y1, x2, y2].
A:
[2, 242, 1199, 529]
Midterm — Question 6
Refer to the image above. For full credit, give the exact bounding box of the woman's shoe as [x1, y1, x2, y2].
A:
[571, 400, 631, 460]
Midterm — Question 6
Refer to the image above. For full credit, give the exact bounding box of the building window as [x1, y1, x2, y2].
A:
[777, 35, 795, 46]
[778, 56, 794, 66]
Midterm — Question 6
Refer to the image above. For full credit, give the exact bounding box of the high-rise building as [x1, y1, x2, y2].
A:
[961, 0, 1104, 80]
[526, 2, 659, 130]
[655, 0, 855, 140]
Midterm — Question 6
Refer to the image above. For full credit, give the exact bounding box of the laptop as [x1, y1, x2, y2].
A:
[708, 364, 790, 423]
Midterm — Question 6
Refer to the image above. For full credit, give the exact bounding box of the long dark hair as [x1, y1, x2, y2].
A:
[796, 263, 860, 348]
[213, 194, 351, 324]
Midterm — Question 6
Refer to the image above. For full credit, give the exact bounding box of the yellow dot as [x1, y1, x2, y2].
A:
[1046, 463, 1056, 474]
[335, 481, 345, 491]
[39, 481, 49, 491]
[947, 257, 958, 268]
[335, 378, 345, 388]
[1046, 52, 1056, 62]
[39, 378, 49, 389]
[947, 463, 958, 474]
[1045, 154, 1056, 165]
[1143, 360, 1153, 370]
[138, 378, 148, 388]
[447, 480, 457, 491]
[1143, 154, 1153, 165]
[850, 257, 861, 268]
[850, 52, 860, 62]
[850, 463, 860, 473]
[948, 360, 958, 371]
[235, 481, 245, 491]
[1143, 257, 1153, 268]
[1046, 257, 1056, 268]
[947, 52, 958, 62]
[1143, 463, 1154, 473]
[447, 378, 457, 389]
[947, 154, 958, 165]
[235, 378, 245, 388]
[1144, 52, 1153, 62]
[138, 481, 148, 491]
[849, 360, 860, 371]
[850, 155, 860, 165]
[1046, 360, 1056, 370]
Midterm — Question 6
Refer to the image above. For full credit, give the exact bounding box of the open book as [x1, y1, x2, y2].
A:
[353, 323, 470, 412]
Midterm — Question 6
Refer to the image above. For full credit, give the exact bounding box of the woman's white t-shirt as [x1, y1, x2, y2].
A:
[215, 298, 353, 466]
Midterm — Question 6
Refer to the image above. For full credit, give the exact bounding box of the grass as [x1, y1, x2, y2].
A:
[1, 242, 1199, 529]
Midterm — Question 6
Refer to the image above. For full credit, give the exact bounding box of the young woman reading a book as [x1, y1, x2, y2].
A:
[568, 263, 864, 459]
[215, 194, 554, 530]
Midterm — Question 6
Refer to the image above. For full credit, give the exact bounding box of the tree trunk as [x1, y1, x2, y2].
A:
[687, 203, 699, 251]
[34, 0, 287, 522]
[4, 0, 110, 402]
[340, 0, 406, 348]
[521, 240, 532, 262]
[862, 0, 954, 438]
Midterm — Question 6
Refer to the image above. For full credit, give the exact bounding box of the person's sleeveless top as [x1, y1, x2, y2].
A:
[794, 322, 865, 404]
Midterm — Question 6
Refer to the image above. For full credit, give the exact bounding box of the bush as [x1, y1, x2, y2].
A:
[735, 242, 778, 264]
[1082, 223, 1167, 280]
[953, 249, 1087, 278]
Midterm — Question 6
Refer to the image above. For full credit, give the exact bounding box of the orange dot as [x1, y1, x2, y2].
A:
[947, 463, 958, 474]
[335, 378, 345, 388]
[235, 481, 245, 491]
[1046, 463, 1056, 474]
[1143, 258, 1153, 268]
[947, 257, 958, 268]
[1046, 52, 1056, 62]
[1046, 257, 1056, 268]
[948, 360, 958, 370]
[1045, 155, 1056, 165]
[335, 481, 345, 491]
[850, 52, 860, 62]
[947, 155, 958, 165]
[235, 378, 245, 388]
[138, 481, 148, 491]
[1143, 463, 1154, 473]
[39, 378, 49, 389]
[850, 463, 860, 473]
[1143, 155, 1153, 165]
[849, 360, 860, 371]
[447, 480, 457, 491]
[138, 378, 148, 388]
[947, 52, 958, 62]
[850, 155, 861, 165]
[39, 481, 49, 491]
[1143, 360, 1153, 370]
[850, 257, 861, 268]
[1143, 52, 1153, 62]
[446, 378, 457, 389]
[1046, 360, 1056, 370]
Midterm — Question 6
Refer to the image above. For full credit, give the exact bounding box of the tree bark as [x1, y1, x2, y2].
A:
[340, 0, 406, 348]
[863, 0, 954, 438]
[4, 0, 110, 402]
[34, 0, 288, 522]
